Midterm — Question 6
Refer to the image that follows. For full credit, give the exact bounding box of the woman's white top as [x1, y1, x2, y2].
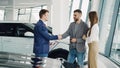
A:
[87, 23, 99, 43]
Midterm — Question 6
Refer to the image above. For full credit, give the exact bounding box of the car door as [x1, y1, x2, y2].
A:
[0, 23, 9, 51]
[2, 23, 34, 55]
[0, 23, 2, 50]
[14, 23, 34, 55]
[0, 37, 2, 50]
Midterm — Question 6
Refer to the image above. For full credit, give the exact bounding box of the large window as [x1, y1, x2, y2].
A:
[17, 8, 31, 22]
[17, 5, 47, 23]
[30, 7, 41, 23]
[81, 0, 89, 21]
[110, 7, 120, 64]
[69, 0, 81, 22]
[99, 0, 116, 54]
[69, 0, 89, 22]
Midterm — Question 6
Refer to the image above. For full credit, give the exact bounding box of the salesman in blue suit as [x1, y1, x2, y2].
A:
[33, 9, 61, 68]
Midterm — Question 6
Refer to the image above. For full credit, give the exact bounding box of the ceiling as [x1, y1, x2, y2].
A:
[0, 0, 50, 9]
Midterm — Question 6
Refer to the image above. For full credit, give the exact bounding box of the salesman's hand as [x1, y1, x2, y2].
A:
[58, 35, 62, 40]
[71, 38, 77, 43]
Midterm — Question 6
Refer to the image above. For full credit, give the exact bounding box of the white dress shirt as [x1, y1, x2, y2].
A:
[87, 23, 99, 43]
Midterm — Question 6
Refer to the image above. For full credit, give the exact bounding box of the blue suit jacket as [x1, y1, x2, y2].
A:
[33, 20, 58, 54]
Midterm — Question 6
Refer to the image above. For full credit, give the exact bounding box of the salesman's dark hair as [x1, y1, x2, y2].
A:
[39, 9, 49, 18]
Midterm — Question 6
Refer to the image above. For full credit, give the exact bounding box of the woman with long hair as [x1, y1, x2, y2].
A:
[87, 11, 99, 68]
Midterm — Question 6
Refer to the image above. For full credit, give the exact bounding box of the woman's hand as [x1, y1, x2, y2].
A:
[82, 35, 87, 40]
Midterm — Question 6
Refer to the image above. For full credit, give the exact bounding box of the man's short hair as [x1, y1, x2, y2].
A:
[74, 9, 82, 14]
[39, 9, 49, 18]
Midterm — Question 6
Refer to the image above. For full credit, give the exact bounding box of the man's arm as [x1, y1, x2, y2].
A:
[37, 25, 58, 40]
[62, 23, 72, 39]
[82, 23, 89, 40]
[84, 23, 89, 36]
[77, 23, 89, 43]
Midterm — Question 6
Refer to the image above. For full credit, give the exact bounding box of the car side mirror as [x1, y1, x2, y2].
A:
[24, 32, 34, 37]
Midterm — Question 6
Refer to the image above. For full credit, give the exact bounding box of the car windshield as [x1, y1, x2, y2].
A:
[23, 23, 35, 30]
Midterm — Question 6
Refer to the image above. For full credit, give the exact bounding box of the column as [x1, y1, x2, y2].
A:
[51, 0, 70, 34]
[4, 0, 15, 21]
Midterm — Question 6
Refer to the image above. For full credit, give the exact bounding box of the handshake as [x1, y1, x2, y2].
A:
[57, 34, 87, 42]
[58, 34, 62, 40]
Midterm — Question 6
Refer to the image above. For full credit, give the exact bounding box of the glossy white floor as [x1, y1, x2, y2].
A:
[84, 55, 119, 68]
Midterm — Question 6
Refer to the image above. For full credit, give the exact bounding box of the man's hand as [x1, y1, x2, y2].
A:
[58, 35, 62, 40]
[71, 38, 77, 43]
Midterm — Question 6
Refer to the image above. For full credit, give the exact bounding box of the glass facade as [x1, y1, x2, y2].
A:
[69, 0, 80, 22]
[0, 6, 47, 22]
[81, 0, 89, 21]
[69, 0, 89, 22]
[99, 0, 116, 54]
[31, 7, 41, 23]
[110, 7, 120, 63]
[98, 0, 120, 65]
[18, 8, 31, 22]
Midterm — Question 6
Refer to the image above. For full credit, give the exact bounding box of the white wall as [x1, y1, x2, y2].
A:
[51, 0, 70, 35]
